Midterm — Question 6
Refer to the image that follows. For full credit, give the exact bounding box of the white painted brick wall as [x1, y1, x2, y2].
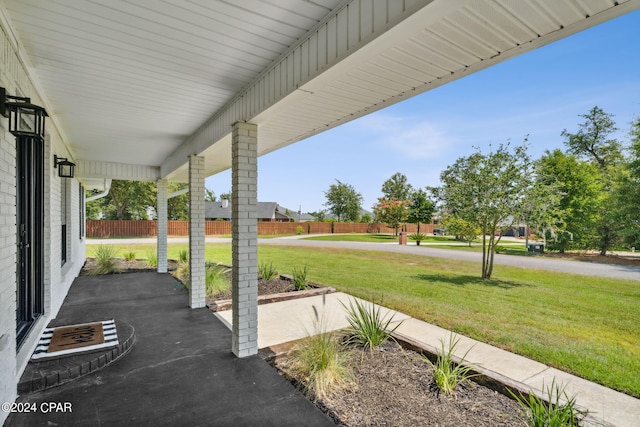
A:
[0, 117, 17, 425]
[231, 122, 258, 358]
[1, 19, 87, 425]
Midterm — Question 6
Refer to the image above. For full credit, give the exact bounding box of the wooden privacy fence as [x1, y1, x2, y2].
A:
[86, 220, 434, 238]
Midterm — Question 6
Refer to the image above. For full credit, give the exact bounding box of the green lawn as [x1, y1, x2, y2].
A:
[86, 242, 640, 398]
[302, 233, 458, 243]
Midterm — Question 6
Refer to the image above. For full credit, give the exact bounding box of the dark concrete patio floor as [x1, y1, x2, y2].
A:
[6, 272, 333, 426]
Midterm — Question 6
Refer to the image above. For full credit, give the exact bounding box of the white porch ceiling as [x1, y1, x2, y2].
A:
[2, 0, 639, 185]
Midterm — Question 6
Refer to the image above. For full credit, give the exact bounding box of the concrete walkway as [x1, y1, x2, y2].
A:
[216, 293, 640, 427]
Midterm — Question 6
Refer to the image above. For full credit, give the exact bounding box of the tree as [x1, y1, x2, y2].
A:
[561, 106, 622, 169]
[167, 182, 189, 220]
[205, 188, 216, 202]
[97, 180, 156, 220]
[309, 210, 327, 222]
[323, 180, 363, 222]
[614, 117, 640, 248]
[439, 142, 542, 280]
[441, 216, 480, 247]
[381, 172, 413, 201]
[562, 107, 623, 255]
[536, 150, 601, 252]
[372, 197, 411, 236]
[407, 188, 436, 233]
[360, 213, 372, 223]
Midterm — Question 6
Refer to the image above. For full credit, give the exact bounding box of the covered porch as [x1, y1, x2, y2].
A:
[2, 1, 640, 423]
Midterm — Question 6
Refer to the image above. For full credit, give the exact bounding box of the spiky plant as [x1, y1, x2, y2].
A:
[89, 244, 121, 275]
[341, 297, 402, 350]
[426, 333, 479, 395]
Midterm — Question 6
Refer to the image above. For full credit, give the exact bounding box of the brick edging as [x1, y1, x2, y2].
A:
[208, 286, 336, 312]
[18, 321, 135, 393]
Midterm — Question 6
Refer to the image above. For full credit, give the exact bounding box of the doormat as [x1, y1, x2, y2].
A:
[31, 320, 119, 360]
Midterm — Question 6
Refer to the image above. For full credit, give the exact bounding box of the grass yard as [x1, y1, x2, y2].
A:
[86, 242, 640, 398]
[303, 233, 469, 243]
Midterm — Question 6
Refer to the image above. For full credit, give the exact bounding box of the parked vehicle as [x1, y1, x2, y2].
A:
[433, 227, 446, 236]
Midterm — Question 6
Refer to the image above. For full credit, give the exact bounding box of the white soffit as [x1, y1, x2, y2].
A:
[166, 0, 640, 182]
[3, 0, 639, 183]
[2, 0, 344, 169]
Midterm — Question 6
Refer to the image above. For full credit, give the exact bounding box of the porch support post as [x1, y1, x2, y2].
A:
[189, 155, 206, 308]
[231, 121, 258, 357]
[157, 178, 168, 273]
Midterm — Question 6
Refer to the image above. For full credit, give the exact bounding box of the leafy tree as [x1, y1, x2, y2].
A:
[561, 106, 623, 169]
[562, 107, 624, 255]
[309, 210, 327, 222]
[439, 142, 543, 279]
[205, 188, 217, 202]
[85, 189, 105, 220]
[96, 180, 156, 220]
[220, 191, 231, 201]
[381, 172, 413, 201]
[407, 188, 436, 233]
[167, 182, 189, 220]
[536, 150, 601, 252]
[323, 180, 363, 222]
[360, 213, 372, 223]
[373, 197, 411, 236]
[614, 117, 640, 248]
[441, 215, 480, 247]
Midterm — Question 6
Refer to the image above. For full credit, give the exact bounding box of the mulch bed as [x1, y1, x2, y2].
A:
[81, 258, 179, 275]
[275, 340, 527, 427]
[209, 277, 296, 301]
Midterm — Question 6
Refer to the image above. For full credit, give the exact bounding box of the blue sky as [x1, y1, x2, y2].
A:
[207, 9, 640, 214]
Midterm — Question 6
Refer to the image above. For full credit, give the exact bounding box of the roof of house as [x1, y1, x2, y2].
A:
[206, 201, 288, 220]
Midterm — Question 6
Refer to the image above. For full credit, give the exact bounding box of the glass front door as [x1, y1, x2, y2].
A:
[16, 136, 44, 349]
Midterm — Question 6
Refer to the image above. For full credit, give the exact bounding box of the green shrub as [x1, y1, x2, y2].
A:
[291, 265, 309, 290]
[145, 249, 158, 268]
[295, 225, 305, 235]
[89, 245, 121, 275]
[409, 232, 428, 246]
[259, 260, 278, 280]
[178, 249, 189, 263]
[123, 250, 136, 261]
[509, 379, 587, 427]
[205, 263, 231, 297]
[341, 297, 402, 349]
[495, 245, 507, 254]
[426, 334, 478, 395]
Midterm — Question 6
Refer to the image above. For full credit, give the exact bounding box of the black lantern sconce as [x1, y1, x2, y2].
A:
[54, 155, 75, 178]
[0, 87, 48, 140]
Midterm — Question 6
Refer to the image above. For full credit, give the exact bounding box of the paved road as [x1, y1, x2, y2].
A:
[259, 238, 640, 281]
[88, 236, 640, 280]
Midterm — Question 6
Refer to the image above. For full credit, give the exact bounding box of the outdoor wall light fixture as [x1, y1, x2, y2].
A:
[54, 155, 75, 178]
[0, 87, 48, 139]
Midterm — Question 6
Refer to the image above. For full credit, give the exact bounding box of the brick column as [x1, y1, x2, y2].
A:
[189, 156, 206, 309]
[231, 122, 258, 357]
[157, 179, 168, 273]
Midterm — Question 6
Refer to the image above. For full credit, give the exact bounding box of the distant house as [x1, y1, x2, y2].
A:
[205, 201, 313, 222]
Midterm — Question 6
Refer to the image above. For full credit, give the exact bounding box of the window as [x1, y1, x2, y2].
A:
[79, 183, 84, 239]
[61, 180, 67, 265]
